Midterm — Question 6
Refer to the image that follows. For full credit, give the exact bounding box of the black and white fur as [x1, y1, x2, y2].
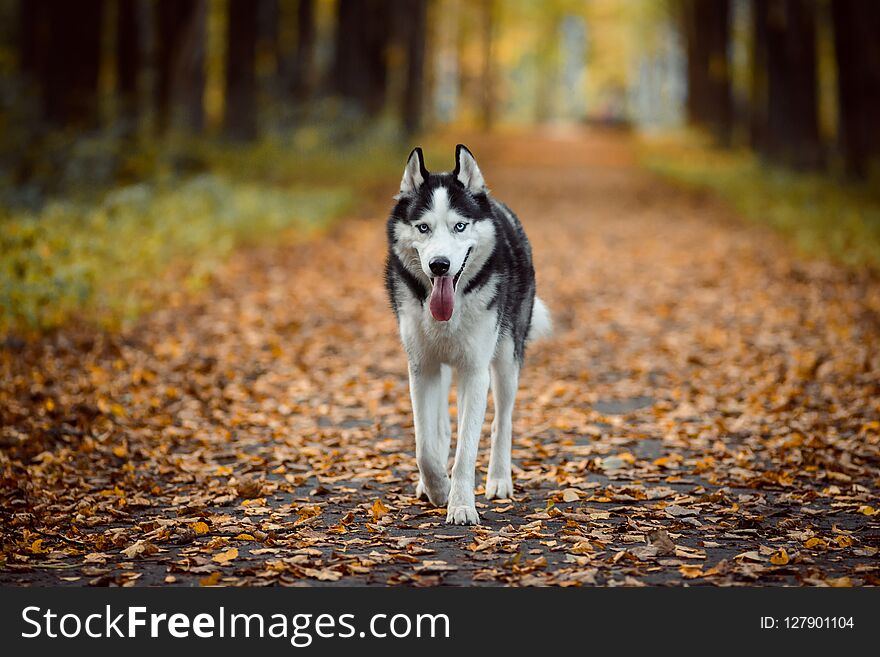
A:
[385, 145, 551, 525]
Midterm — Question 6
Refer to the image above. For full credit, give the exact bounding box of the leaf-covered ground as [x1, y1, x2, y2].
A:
[1, 130, 878, 587]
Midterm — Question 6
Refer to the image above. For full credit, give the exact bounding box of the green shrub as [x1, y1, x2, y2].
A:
[0, 175, 351, 333]
[641, 133, 880, 271]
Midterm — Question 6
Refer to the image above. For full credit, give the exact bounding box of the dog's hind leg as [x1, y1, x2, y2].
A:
[486, 340, 518, 500]
[410, 362, 451, 506]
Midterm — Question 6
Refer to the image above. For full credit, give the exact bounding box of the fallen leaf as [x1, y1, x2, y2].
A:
[769, 548, 790, 565]
[200, 572, 221, 586]
[664, 504, 698, 517]
[371, 499, 390, 522]
[561, 488, 581, 503]
[679, 565, 703, 579]
[212, 547, 239, 564]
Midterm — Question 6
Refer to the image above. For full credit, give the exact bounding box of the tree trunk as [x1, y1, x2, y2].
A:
[117, 0, 141, 130]
[44, 0, 104, 128]
[332, 0, 392, 116]
[764, 0, 822, 169]
[832, 0, 880, 177]
[292, 0, 315, 103]
[479, 0, 496, 131]
[683, 0, 732, 144]
[224, 0, 259, 140]
[18, 0, 48, 87]
[156, 0, 206, 134]
[750, 0, 769, 150]
[401, 0, 427, 135]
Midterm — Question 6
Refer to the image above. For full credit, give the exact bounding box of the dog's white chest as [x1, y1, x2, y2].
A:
[398, 280, 499, 368]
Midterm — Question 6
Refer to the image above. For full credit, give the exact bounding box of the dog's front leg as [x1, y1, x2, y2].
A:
[446, 366, 490, 525]
[409, 361, 450, 506]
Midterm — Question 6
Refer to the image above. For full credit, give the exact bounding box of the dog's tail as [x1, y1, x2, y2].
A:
[527, 296, 553, 343]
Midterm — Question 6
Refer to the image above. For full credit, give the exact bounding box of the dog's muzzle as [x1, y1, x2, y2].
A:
[428, 248, 471, 322]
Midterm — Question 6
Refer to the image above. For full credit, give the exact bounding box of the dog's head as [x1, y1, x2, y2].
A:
[390, 145, 495, 321]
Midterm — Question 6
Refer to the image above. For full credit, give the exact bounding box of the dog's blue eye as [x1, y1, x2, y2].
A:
[416, 223, 430, 234]
[455, 222, 467, 232]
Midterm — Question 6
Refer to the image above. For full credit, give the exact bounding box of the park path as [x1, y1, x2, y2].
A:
[1, 129, 878, 586]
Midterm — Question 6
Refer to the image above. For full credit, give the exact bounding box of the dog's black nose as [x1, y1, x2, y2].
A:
[429, 257, 450, 276]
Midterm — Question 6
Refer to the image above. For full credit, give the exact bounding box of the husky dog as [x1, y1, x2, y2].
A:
[384, 145, 551, 525]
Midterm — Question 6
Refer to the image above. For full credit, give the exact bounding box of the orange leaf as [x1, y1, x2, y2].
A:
[200, 572, 221, 586]
[371, 499, 390, 522]
[212, 547, 238, 564]
[679, 565, 703, 579]
[770, 548, 789, 565]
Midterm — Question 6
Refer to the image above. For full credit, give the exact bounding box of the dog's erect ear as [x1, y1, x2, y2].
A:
[452, 144, 485, 193]
[399, 147, 428, 196]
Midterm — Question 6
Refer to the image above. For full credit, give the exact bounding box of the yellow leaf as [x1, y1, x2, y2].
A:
[828, 576, 854, 588]
[857, 505, 877, 516]
[834, 535, 853, 548]
[44, 399, 55, 412]
[770, 548, 790, 565]
[234, 533, 256, 541]
[371, 499, 390, 522]
[112, 445, 128, 458]
[200, 572, 221, 586]
[803, 537, 827, 549]
[30, 538, 49, 554]
[192, 521, 210, 535]
[860, 421, 879, 434]
[679, 565, 703, 579]
[212, 547, 238, 564]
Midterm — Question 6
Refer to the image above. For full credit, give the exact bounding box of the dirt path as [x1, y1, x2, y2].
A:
[2, 129, 878, 587]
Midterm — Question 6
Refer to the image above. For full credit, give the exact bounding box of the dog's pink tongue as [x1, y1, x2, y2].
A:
[429, 276, 454, 321]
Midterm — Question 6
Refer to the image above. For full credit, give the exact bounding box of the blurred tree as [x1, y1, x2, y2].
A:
[682, 0, 732, 145]
[750, 0, 768, 150]
[224, 0, 258, 140]
[292, 0, 316, 103]
[762, 0, 821, 169]
[117, 0, 142, 133]
[332, 0, 393, 116]
[479, 0, 496, 130]
[18, 0, 48, 98]
[398, 0, 428, 135]
[156, 0, 206, 134]
[832, 0, 880, 177]
[44, 0, 104, 128]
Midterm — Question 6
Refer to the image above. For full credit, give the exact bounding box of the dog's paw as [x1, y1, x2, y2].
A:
[446, 505, 480, 525]
[485, 475, 514, 500]
[415, 480, 428, 500]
